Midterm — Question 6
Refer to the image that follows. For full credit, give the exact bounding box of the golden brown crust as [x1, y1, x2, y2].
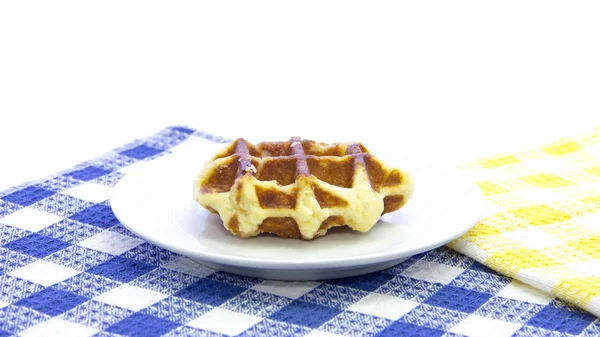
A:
[383, 195, 406, 214]
[194, 137, 414, 240]
[312, 184, 349, 208]
[258, 217, 303, 238]
[255, 186, 297, 208]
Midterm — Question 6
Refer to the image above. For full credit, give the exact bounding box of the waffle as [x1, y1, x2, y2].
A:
[193, 137, 414, 240]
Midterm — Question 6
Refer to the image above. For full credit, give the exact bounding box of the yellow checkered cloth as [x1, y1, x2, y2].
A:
[449, 126, 600, 317]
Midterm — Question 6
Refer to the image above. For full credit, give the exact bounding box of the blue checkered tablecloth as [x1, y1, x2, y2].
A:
[0, 126, 598, 337]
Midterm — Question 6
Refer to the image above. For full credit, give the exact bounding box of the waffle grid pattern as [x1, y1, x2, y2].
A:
[194, 137, 413, 240]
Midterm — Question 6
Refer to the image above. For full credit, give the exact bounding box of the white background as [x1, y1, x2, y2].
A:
[1, 1, 599, 191]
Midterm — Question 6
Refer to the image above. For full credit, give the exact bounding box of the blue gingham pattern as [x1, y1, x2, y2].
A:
[0, 126, 598, 337]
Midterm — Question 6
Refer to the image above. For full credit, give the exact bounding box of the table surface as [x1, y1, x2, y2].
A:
[0, 127, 598, 337]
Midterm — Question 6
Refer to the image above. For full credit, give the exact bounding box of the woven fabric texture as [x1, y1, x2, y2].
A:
[450, 127, 600, 317]
[0, 126, 598, 337]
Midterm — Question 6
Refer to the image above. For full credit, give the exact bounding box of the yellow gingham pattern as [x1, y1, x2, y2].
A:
[449, 127, 600, 317]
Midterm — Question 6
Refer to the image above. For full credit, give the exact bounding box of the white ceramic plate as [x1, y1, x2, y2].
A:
[110, 141, 484, 281]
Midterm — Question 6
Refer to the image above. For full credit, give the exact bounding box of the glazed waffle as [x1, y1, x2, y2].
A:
[193, 137, 414, 240]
